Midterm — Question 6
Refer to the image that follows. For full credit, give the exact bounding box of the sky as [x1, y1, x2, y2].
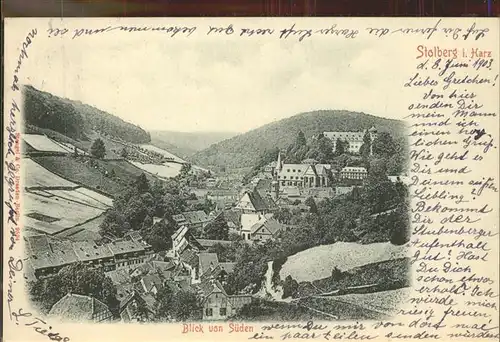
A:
[17, 19, 415, 133]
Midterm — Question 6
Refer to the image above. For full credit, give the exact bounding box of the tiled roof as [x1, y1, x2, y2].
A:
[196, 239, 232, 248]
[182, 210, 210, 224]
[49, 293, 110, 321]
[107, 239, 145, 255]
[219, 262, 236, 274]
[141, 274, 163, 292]
[172, 225, 189, 242]
[105, 268, 133, 285]
[26, 235, 79, 270]
[72, 241, 113, 261]
[180, 249, 199, 268]
[250, 218, 283, 236]
[199, 253, 219, 275]
[247, 189, 276, 211]
[199, 279, 227, 298]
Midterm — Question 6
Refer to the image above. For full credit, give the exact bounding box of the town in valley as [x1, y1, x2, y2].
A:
[22, 85, 411, 323]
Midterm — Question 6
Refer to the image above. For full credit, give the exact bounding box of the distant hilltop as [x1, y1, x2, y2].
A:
[191, 110, 406, 169]
[23, 85, 151, 144]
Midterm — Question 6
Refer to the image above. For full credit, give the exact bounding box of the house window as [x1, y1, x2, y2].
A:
[287, 169, 290, 172]
[206, 308, 213, 316]
[220, 308, 227, 316]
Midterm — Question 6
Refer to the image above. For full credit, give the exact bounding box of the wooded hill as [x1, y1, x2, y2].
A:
[150, 130, 237, 159]
[191, 110, 407, 169]
[23, 85, 151, 144]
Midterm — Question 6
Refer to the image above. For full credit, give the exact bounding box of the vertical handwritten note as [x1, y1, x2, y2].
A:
[407, 44, 499, 338]
[3, 17, 500, 342]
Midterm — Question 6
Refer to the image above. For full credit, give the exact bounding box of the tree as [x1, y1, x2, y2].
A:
[274, 207, 292, 224]
[141, 216, 178, 252]
[99, 209, 131, 238]
[359, 130, 372, 157]
[203, 213, 229, 240]
[120, 148, 128, 158]
[306, 136, 334, 164]
[372, 132, 397, 157]
[296, 130, 307, 146]
[90, 138, 106, 159]
[282, 275, 299, 299]
[169, 290, 202, 321]
[180, 163, 192, 176]
[155, 286, 174, 320]
[135, 173, 150, 194]
[334, 138, 346, 156]
[331, 267, 343, 281]
[304, 197, 318, 214]
[28, 263, 119, 316]
[123, 195, 150, 230]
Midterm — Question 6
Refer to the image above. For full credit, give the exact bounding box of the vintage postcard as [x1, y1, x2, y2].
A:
[3, 17, 499, 342]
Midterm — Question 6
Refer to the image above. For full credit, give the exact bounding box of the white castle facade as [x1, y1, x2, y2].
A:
[323, 126, 378, 155]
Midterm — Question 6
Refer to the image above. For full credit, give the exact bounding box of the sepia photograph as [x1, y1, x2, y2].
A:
[18, 29, 412, 325]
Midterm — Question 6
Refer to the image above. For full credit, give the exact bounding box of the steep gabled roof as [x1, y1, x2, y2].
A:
[49, 293, 110, 321]
[199, 279, 227, 299]
[246, 189, 276, 211]
[141, 274, 162, 292]
[250, 218, 283, 236]
[198, 252, 219, 275]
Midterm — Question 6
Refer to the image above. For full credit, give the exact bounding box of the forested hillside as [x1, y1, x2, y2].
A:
[191, 110, 407, 169]
[23, 85, 151, 144]
[150, 131, 237, 159]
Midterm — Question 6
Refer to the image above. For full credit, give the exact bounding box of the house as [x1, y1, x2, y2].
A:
[72, 240, 115, 271]
[339, 166, 368, 180]
[49, 293, 113, 323]
[198, 252, 220, 278]
[107, 238, 151, 269]
[25, 235, 80, 279]
[235, 189, 276, 214]
[250, 218, 284, 242]
[323, 127, 377, 154]
[200, 261, 235, 285]
[173, 210, 211, 230]
[172, 226, 190, 256]
[240, 212, 272, 241]
[119, 291, 155, 323]
[140, 274, 163, 295]
[197, 279, 252, 320]
[25, 232, 154, 280]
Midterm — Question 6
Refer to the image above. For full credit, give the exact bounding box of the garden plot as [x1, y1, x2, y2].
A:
[24, 190, 107, 235]
[24, 158, 77, 188]
[130, 161, 183, 179]
[280, 242, 409, 282]
[23, 134, 69, 153]
[46, 189, 113, 210]
[138, 144, 185, 163]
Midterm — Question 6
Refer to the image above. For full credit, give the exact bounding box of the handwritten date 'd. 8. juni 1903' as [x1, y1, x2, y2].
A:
[2, 17, 499, 342]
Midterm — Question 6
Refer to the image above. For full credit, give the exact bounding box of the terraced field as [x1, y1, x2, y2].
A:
[31, 156, 123, 196]
[130, 161, 183, 179]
